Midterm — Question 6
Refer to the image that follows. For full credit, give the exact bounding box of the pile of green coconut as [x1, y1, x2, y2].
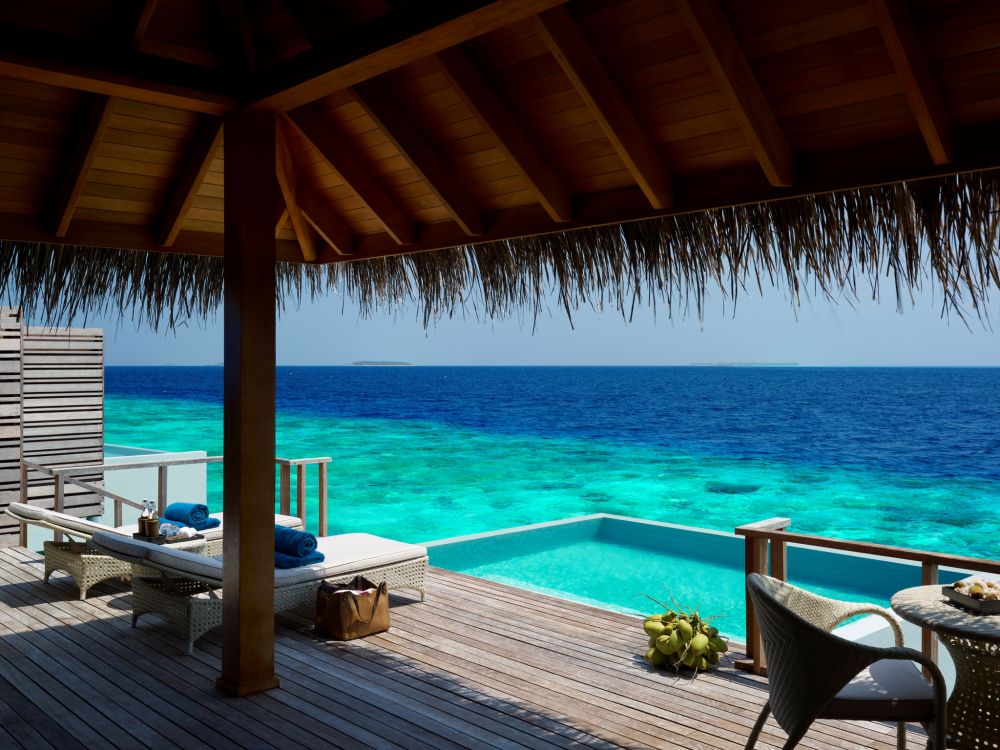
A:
[643, 609, 728, 673]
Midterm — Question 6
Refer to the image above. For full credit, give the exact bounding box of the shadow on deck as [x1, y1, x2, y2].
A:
[0, 547, 923, 750]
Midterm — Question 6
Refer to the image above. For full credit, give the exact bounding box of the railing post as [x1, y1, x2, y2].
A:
[279, 462, 291, 516]
[770, 536, 787, 581]
[157, 464, 168, 516]
[296, 463, 307, 526]
[19, 460, 28, 546]
[114, 498, 123, 528]
[921, 562, 939, 674]
[742, 535, 768, 673]
[735, 518, 791, 675]
[317, 461, 328, 537]
[53, 473, 64, 543]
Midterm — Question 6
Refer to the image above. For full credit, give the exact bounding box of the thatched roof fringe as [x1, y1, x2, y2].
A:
[2, 171, 998, 329]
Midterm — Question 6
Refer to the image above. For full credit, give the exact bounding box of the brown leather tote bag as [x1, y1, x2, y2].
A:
[315, 575, 389, 640]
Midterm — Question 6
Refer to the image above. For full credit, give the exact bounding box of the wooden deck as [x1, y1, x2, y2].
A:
[0, 546, 924, 750]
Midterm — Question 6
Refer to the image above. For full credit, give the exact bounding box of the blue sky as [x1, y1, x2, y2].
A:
[89, 281, 1000, 366]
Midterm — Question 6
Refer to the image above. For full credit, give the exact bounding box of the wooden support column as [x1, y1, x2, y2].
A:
[217, 110, 279, 697]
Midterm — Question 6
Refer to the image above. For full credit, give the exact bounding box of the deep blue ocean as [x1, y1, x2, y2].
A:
[104, 366, 1000, 558]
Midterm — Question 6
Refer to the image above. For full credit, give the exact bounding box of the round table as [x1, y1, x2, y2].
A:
[892, 585, 1000, 750]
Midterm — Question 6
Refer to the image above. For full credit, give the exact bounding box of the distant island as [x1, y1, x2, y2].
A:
[689, 362, 799, 367]
[351, 360, 413, 366]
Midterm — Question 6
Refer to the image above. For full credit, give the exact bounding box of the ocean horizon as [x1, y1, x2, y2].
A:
[105, 365, 1000, 559]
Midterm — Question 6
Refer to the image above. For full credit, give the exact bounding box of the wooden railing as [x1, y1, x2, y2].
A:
[735, 518, 1000, 675]
[276, 457, 330, 536]
[20, 454, 332, 544]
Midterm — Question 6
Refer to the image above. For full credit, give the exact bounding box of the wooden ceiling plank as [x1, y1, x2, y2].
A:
[536, 6, 672, 209]
[870, 0, 952, 165]
[436, 46, 572, 222]
[285, 106, 415, 244]
[248, 0, 567, 111]
[51, 95, 115, 237]
[298, 183, 354, 255]
[275, 122, 318, 261]
[351, 79, 483, 236]
[675, 0, 794, 187]
[157, 117, 224, 246]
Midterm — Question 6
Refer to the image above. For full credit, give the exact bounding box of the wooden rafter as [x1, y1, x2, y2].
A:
[216, 0, 257, 73]
[285, 106, 415, 245]
[870, 0, 952, 165]
[275, 189, 289, 237]
[129, 0, 160, 49]
[274, 122, 318, 262]
[436, 46, 572, 223]
[50, 95, 115, 237]
[536, 6, 672, 210]
[0, 24, 235, 115]
[248, 0, 565, 111]
[5, 117, 1000, 267]
[297, 184, 354, 256]
[675, 0, 794, 187]
[351, 79, 483, 236]
[157, 117, 224, 246]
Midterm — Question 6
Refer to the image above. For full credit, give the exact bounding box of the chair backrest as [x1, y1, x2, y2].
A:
[5, 502, 111, 540]
[746, 573, 877, 738]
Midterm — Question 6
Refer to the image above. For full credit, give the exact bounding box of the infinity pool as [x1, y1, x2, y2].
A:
[426, 515, 966, 641]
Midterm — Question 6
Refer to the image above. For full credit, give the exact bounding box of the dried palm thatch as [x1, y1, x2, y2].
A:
[2, 171, 999, 329]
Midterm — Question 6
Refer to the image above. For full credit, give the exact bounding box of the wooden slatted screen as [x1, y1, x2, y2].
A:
[5, 324, 105, 546]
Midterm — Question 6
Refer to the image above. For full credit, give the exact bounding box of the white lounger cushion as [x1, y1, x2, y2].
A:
[114, 512, 303, 541]
[91, 530, 427, 589]
[275, 534, 427, 587]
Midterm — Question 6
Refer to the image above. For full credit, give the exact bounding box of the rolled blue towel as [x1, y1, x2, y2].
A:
[275, 550, 325, 569]
[274, 525, 318, 558]
[163, 502, 220, 531]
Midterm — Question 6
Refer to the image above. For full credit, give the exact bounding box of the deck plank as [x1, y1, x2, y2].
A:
[0, 547, 926, 750]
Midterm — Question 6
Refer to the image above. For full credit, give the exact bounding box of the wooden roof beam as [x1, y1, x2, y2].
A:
[157, 117, 224, 246]
[351, 79, 484, 236]
[0, 24, 235, 115]
[275, 122, 318, 262]
[247, 0, 566, 112]
[675, 0, 794, 187]
[285, 106, 415, 245]
[436, 46, 572, 222]
[50, 95, 115, 237]
[536, 6, 672, 209]
[870, 0, 952, 165]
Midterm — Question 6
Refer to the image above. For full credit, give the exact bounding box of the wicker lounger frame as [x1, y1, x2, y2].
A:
[132, 555, 429, 654]
[43, 539, 132, 601]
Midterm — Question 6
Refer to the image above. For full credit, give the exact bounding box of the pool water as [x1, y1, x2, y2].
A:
[428, 515, 966, 641]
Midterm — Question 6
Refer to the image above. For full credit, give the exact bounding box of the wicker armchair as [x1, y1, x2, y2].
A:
[745, 573, 947, 750]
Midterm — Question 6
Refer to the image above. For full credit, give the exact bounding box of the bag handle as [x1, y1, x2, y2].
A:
[343, 584, 385, 623]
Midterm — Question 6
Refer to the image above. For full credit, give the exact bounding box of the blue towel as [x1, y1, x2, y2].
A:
[274, 550, 325, 569]
[274, 525, 318, 558]
[163, 502, 220, 531]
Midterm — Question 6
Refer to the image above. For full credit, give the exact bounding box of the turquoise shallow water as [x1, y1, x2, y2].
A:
[105, 379, 1000, 558]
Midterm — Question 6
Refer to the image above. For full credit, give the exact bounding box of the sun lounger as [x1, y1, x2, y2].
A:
[5, 502, 304, 599]
[91, 530, 428, 653]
